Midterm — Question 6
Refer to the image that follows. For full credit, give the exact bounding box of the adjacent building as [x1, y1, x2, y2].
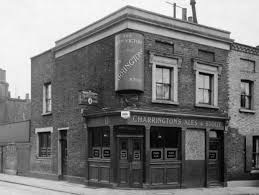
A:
[30, 6, 235, 188]
[226, 43, 259, 184]
[0, 68, 31, 175]
[0, 68, 30, 124]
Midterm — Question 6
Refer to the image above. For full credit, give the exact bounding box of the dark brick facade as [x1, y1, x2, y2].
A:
[30, 29, 230, 181]
[226, 43, 259, 181]
[30, 50, 54, 176]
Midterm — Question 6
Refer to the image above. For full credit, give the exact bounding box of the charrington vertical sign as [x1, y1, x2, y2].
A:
[115, 32, 144, 92]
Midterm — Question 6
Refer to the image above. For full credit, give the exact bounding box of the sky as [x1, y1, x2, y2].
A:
[0, 0, 258, 98]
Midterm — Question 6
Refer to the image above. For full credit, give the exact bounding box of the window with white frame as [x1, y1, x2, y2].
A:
[38, 132, 51, 157]
[198, 73, 213, 105]
[194, 60, 220, 108]
[151, 55, 181, 104]
[241, 80, 252, 110]
[35, 127, 53, 158]
[43, 83, 52, 113]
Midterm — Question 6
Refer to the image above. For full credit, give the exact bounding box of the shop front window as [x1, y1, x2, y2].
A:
[150, 127, 180, 161]
[89, 127, 110, 159]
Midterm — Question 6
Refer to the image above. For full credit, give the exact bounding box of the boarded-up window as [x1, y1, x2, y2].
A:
[240, 59, 255, 73]
[246, 135, 253, 172]
[198, 50, 215, 62]
[155, 40, 174, 54]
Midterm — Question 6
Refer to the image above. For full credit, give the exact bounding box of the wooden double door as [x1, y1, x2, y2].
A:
[117, 137, 143, 188]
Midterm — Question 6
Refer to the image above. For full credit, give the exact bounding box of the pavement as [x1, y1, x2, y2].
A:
[0, 173, 258, 195]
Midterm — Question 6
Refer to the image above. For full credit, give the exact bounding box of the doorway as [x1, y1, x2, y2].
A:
[208, 130, 223, 186]
[117, 137, 143, 188]
[60, 130, 68, 176]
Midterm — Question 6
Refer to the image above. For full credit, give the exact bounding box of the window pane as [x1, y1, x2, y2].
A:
[92, 130, 101, 147]
[156, 83, 163, 99]
[240, 95, 246, 107]
[198, 89, 204, 103]
[245, 83, 250, 95]
[102, 129, 110, 147]
[241, 82, 246, 94]
[197, 74, 203, 88]
[204, 75, 211, 89]
[203, 89, 210, 104]
[245, 96, 251, 109]
[163, 85, 170, 100]
[163, 68, 170, 84]
[156, 68, 163, 83]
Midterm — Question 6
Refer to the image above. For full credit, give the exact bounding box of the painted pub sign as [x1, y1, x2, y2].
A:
[115, 32, 144, 92]
[78, 90, 98, 105]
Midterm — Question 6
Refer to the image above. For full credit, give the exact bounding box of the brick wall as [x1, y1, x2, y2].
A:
[30, 50, 54, 175]
[31, 30, 229, 179]
[227, 44, 259, 180]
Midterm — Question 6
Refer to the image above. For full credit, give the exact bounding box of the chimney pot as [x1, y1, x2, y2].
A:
[25, 93, 29, 100]
[188, 16, 193, 22]
[18, 96, 20, 99]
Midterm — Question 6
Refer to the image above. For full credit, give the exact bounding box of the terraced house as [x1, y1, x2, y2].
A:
[29, 5, 258, 189]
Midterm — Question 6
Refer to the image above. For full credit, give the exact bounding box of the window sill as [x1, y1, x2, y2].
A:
[36, 156, 52, 160]
[250, 169, 259, 174]
[239, 108, 256, 114]
[152, 99, 179, 105]
[42, 112, 52, 116]
[195, 104, 219, 109]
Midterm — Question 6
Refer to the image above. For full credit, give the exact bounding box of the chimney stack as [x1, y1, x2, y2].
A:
[25, 93, 29, 100]
[182, 8, 187, 21]
[190, 0, 198, 23]
[0, 68, 6, 82]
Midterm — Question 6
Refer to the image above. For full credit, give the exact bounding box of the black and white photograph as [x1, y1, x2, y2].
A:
[0, 0, 259, 194]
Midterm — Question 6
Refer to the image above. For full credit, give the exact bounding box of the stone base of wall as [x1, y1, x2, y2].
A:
[227, 180, 259, 187]
[3, 169, 17, 175]
[62, 175, 85, 184]
[29, 171, 59, 181]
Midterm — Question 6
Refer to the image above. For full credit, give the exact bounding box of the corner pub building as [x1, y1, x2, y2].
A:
[30, 6, 233, 188]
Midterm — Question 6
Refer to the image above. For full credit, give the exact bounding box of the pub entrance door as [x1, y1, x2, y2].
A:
[117, 137, 143, 188]
[208, 131, 223, 187]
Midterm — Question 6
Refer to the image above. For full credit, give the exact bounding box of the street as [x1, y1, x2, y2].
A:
[0, 181, 71, 195]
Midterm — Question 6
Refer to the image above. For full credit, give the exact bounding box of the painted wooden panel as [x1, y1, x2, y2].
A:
[185, 129, 205, 160]
[151, 168, 164, 184]
[120, 168, 129, 184]
[150, 161, 181, 186]
[100, 167, 110, 182]
[88, 160, 111, 183]
[89, 166, 98, 181]
[132, 169, 141, 185]
[166, 168, 180, 184]
[184, 160, 205, 187]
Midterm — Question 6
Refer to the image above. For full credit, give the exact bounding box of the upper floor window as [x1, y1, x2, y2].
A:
[198, 73, 213, 104]
[194, 60, 221, 108]
[156, 67, 171, 100]
[43, 83, 52, 114]
[241, 80, 252, 110]
[150, 54, 182, 104]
